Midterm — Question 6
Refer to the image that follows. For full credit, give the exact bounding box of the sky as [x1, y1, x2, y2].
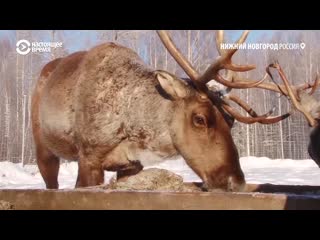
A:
[0, 30, 276, 53]
[4, 30, 314, 59]
[226, 30, 275, 42]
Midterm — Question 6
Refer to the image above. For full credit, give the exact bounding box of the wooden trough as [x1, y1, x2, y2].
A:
[1, 183, 320, 210]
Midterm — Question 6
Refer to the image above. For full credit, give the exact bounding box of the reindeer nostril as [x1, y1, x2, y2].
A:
[227, 175, 246, 192]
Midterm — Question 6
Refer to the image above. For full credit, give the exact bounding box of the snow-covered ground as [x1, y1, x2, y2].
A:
[0, 156, 319, 189]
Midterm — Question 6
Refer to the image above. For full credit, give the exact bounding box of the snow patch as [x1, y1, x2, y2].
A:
[0, 156, 319, 189]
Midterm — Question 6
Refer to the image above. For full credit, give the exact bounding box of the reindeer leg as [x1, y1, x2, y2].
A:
[35, 145, 60, 189]
[75, 151, 104, 188]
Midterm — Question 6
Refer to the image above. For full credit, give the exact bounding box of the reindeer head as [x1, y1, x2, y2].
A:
[155, 31, 293, 191]
[266, 62, 320, 167]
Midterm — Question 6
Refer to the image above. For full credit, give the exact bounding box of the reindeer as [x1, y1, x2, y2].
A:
[265, 62, 320, 167]
[31, 30, 294, 191]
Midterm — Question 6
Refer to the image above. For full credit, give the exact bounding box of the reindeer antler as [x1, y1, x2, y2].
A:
[267, 62, 320, 127]
[157, 30, 291, 125]
[157, 30, 267, 89]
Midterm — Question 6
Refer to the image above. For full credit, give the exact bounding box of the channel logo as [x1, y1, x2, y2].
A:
[16, 40, 31, 55]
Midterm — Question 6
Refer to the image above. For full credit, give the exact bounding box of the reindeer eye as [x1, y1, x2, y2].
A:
[193, 114, 207, 127]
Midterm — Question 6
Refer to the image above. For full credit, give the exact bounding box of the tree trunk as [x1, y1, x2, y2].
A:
[21, 94, 26, 166]
[51, 30, 56, 60]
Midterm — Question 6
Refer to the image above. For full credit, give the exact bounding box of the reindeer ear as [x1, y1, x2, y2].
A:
[154, 70, 189, 99]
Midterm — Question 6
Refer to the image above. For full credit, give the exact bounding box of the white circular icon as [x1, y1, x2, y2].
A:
[16, 39, 31, 55]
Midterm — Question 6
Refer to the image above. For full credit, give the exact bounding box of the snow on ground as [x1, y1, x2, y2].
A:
[0, 157, 319, 189]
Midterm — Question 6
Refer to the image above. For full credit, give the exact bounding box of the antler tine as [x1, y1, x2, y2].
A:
[237, 30, 250, 43]
[235, 76, 320, 95]
[228, 30, 255, 72]
[222, 103, 291, 124]
[156, 30, 200, 81]
[207, 83, 282, 123]
[228, 30, 250, 58]
[266, 63, 291, 97]
[216, 30, 225, 55]
[197, 30, 266, 88]
[269, 62, 317, 127]
[214, 72, 268, 88]
[222, 94, 290, 124]
[226, 94, 276, 118]
[308, 74, 320, 96]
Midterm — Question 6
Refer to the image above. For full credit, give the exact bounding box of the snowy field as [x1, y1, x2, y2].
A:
[0, 156, 320, 189]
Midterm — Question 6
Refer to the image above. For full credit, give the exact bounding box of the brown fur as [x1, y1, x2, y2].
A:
[308, 124, 320, 167]
[32, 42, 245, 191]
[298, 91, 320, 167]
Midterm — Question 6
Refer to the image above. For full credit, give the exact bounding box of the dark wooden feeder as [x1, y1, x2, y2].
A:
[0, 169, 319, 210]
